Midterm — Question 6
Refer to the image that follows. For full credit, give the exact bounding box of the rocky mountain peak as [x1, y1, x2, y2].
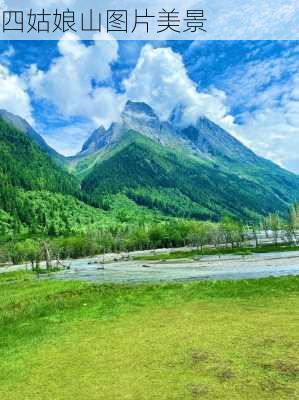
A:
[122, 100, 158, 119]
[81, 125, 108, 154]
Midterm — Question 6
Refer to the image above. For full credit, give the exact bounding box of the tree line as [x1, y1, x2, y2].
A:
[1, 203, 299, 267]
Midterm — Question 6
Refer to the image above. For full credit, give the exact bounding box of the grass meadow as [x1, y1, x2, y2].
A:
[0, 272, 298, 399]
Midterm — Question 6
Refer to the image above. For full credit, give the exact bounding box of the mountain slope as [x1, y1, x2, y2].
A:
[2, 101, 298, 228]
[0, 118, 79, 196]
[80, 126, 111, 156]
[76, 101, 299, 220]
[81, 131, 294, 221]
[176, 113, 299, 206]
[0, 117, 105, 234]
[0, 116, 166, 236]
[0, 109, 65, 165]
[74, 101, 299, 193]
[68, 101, 207, 179]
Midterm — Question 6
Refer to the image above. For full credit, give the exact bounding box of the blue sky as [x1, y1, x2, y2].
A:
[0, 39, 299, 174]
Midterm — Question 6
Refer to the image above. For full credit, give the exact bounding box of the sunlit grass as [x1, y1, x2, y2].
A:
[0, 273, 298, 399]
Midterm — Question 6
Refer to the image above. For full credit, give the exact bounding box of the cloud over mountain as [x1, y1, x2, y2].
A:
[0, 37, 298, 172]
[124, 44, 235, 131]
[0, 64, 33, 124]
[27, 33, 125, 128]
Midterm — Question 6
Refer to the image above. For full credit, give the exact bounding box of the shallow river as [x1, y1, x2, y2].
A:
[38, 250, 299, 284]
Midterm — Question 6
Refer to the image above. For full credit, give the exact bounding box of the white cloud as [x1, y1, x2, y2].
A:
[238, 71, 299, 173]
[20, 39, 299, 172]
[124, 44, 299, 174]
[1, 46, 15, 58]
[0, 45, 16, 66]
[123, 44, 235, 131]
[221, 46, 299, 113]
[27, 33, 125, 129]
[0, 64, 34, 124]
[27, 40, 237, 155]
[212, 44, 299, 173]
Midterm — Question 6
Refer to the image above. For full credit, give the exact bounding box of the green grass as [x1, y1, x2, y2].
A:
[0, 273, 298, 399]
[0, 270, 36, 282]
[134, 243, 299, 261]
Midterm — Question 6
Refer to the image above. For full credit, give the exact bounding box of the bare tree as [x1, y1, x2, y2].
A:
[43, 241, 52, 270]
[266, 213, 281, 245]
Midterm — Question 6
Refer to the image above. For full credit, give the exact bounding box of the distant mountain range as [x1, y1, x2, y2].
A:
[1, 101, 299, 228]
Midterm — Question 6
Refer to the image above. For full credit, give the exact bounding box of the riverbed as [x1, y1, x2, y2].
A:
[34, 250, 299, 283]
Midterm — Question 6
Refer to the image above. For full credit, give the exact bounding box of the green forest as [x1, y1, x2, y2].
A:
[1, 115, 299, 266]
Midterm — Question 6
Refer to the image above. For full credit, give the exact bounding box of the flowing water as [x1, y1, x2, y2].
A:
[38, 250, 299, 284]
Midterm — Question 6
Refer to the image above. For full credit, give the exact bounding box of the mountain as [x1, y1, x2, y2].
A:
[0, 109, 65, 165]
[0, 117, 79, 196]
[173, 113, 257, 163]
[80, 130, 296, 221]
[75, 100, 258, 165]
[74, 100, 299, 220]
[68, 101, 205, 178]
[0, 113, 163, 237]
[0, 116, 106, 235]
[2, 101, 299, 229]
[169, 107, 299, 206]
[80, 125, 109, 155]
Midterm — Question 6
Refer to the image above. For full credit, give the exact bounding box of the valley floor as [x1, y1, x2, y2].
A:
[2, 248, 299, 284]
[0, 274, 298, 400]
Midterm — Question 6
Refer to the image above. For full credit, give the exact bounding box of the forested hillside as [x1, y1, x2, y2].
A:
[1, 101, 299, 257]
[0, 109, 64, 165]
[0, 118, 106, 236]
[0, 119, 79, 195]
[82, 131, 292, 221]
[1, 107, 299, 265]
[70, 100, 299, 223]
